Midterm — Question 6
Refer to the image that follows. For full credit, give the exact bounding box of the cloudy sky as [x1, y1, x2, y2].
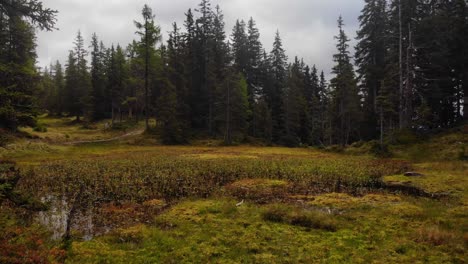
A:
[37, 0, 364, 76]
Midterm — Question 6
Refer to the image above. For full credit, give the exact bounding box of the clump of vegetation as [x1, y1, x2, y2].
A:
[106, 225, 147, 244]
[416, 226, 455, 246]
[81, 122, 97, 130]
[0, 161, 64, 263]
[225, 179, 290, 203]
[111, 122, 133, 131]
[0, 209, 66, 264]
[0, 161, 47, 211]
[262, 204, 337, 231]
[391, 129, 423, 145]
[33, 124, 48, 133]
[345, 140, 392, 157]
[457, 145, 467, 161]
[324, 145, 344, 153]
[368, 141, 392, 158]
[0, 130, 10, 147]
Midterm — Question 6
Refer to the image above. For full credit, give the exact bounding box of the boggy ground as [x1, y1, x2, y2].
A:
[0, 117, 466, 263]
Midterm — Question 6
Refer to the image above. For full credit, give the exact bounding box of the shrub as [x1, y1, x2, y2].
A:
[325, 145, 344, 153]
[81, 122, 97, 130]
[112, 122, 134, 131]
[350, 141, 365, 148]
[457, 146, 467, 161]
[33, 124, 47, 133]
[0, 132, 9, 147]
[391, 129, 422, 145]
[368, 141, 392, 158]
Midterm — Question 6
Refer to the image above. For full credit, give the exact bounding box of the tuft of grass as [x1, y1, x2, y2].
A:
[262, 204, 337, 231]
[416, 226, 456, 246]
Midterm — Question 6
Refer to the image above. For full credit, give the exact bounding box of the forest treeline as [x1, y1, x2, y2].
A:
[1, 0, 467, 146]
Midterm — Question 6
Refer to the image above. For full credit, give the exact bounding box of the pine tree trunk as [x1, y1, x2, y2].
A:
[144, 18, 149, 130]
[380, 106, 384, 146]
[405, 23, 413, 128]
[225, 80, 231, 145]
[464, 68, 468, 121]
[398, 0, 405, 129]
[111, 105, 115, 125]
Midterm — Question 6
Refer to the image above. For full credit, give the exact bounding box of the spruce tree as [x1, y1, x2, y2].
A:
[0, 0, 56, 130]
[64, 50, 80, 120]
[246, 17, 263, 98]
[39, 66, 55, 113]
[219, 72, 249, 145]
[269, 31, 288, 141]
[318, 71, 330, 145]
[90, 33, 107, 120]
[106, 45, 129, 124]
[282, 58, 306, 146]
[158, 47, 182, 144]
[72, 30, 91, 121]
[329, 16, 361, 145]
[246, 18, 264, 136]
[165, 22, 189, 142]
[195, 0, 216, 135]
[254, 50, 274, 141]
[231, 19, 248, 75]
[355, 0, 387, 139]
[53, 60, 65, 116]
[134, 4, 161, 130]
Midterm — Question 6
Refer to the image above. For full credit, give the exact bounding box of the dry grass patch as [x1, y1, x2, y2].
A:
[225, 179, 290, 203]
[416, 226, 456, 246]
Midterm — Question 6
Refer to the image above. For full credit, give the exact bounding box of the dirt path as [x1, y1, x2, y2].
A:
[63, 129, 145, 145]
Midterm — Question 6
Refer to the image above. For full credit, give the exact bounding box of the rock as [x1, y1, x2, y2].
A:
[403, 172, 423, 177]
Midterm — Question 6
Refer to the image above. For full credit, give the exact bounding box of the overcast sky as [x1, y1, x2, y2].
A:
[37, 0, 364, 77]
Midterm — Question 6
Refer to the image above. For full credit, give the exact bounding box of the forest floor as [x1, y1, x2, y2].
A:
[0, 117, 467, 263]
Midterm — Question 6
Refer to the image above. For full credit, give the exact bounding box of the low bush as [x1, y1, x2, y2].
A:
[111, 121, 135, 131]
[368, 141, 392, 158]
[391, 129, 423, 145]
[81, 122, 98, 130]
[0, 130, 10, 147]
[325, 145, 344, 153]
[457, 146, 467, 161]
[33, 124, 47, 133]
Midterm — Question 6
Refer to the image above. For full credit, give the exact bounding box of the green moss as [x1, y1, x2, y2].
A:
[67, 198, 466, 263]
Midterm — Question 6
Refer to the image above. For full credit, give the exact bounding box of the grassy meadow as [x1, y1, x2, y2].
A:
[0, 117, 466, 263]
